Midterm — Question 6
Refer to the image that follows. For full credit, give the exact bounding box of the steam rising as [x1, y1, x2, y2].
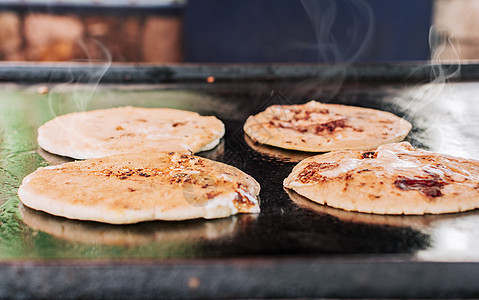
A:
[48, 38, 112, 116]
[398, 27, 460, 115]
[70, 38, 112, 113]
[295, 0, 374, 102]
[296, 2, 477, 159]
[46, 38, 112, 152]
[396, 26, 479, 158]
[301, 0, 374, 63]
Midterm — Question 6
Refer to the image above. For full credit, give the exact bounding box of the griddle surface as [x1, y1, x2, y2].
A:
[1, 79, 479, 298]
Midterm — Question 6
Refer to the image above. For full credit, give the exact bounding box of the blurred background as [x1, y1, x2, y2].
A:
[0, 0, 473, 63]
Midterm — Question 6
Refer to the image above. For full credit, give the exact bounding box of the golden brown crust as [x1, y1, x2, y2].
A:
[244, 100, 411, 152]
[37, 106, 225, 159]
[18, 152, 260, 224]
[284, 142, 479, 215]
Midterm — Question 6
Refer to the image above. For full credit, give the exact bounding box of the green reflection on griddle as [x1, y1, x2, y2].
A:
[0, 86, 242, 260]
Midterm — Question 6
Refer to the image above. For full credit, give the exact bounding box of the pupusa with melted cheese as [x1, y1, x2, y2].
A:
[284, 142, 479, 215]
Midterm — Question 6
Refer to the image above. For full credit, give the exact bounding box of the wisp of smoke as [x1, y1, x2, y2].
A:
[46, 38, 112, 152]
[301, 0, 373, 63]
[295, 0, 374, 102]
[395, 26, 477, 158]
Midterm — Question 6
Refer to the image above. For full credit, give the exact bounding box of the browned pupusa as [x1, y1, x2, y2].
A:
[18, 152, 260, 224]
[244, 100, 412, 152]
[284, 142, 479, 215]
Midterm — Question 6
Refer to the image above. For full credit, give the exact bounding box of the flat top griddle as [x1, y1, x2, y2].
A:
[1, 64, 479, 299]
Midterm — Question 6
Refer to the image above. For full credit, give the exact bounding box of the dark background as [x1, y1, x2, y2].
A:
[184, 0, 433, 63]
